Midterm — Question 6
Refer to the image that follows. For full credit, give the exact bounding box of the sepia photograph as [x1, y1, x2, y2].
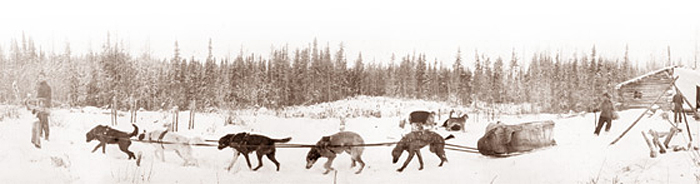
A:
[1, 0, 700, 183]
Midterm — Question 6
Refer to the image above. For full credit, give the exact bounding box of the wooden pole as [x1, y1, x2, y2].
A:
[610, 77, 678, 145]
[650, 130, 667, 154]
[189, 100, 195, 130]
[112, 96, 117, 126]
[174, 106, 179, 132]
[129, 95, 134, 124]
[594, 111, 598, 132]
[134, 99, 138, 124]
[642, 131, 657, 158]
[683, 107, 692, 143]
[663, 117, 680, 129]
[663, 127, 680, 148]
[673, 84, 697, 114]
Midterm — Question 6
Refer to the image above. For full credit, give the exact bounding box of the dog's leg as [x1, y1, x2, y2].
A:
[119, 142, 135, 159]
[353, 155, 366, 174]
[252, 152, 264, 171]
[415, 150, 424, 170]
[153, 149, 162, 162]
[159, 148, 166, 162]
[226, 152, 240, 171]
[174, 149, 184, 163]
[102, 142, 107, 154]
[176, 148, 194, 166]
[436, 148, 448, 167]
[265, 152, 281, 171]
[128, 151, 136, 159]
[91, 143, 103, 153]
[397, 151, 415, 172]
[323, 155, 336, 175]
[242, 153, 253, 170]
[185, 148, 198, 166]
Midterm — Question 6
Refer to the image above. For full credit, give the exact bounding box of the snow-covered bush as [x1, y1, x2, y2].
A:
[0, 105, 20, 121]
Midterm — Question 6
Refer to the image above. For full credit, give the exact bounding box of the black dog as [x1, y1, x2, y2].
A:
[86, 124, 139, 159]
[218, 132, 292, 171]
[442, 114, 468, 132]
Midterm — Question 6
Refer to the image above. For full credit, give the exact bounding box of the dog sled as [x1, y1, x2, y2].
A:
[477, 120, 557, 157]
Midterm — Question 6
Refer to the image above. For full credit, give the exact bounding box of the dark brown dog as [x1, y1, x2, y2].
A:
[392, 130, 454, 172]
[86, 124, 139, 159]
[399, 111, 437, 130]
[217, 132, 291, 171]
[442, 114, 468, 132]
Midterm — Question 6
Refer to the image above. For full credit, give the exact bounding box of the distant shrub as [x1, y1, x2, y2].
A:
[0, 105, 20, 121]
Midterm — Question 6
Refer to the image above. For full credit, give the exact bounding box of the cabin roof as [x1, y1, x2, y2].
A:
[673, 68, 700, 109]
[615, 65, 678, 90]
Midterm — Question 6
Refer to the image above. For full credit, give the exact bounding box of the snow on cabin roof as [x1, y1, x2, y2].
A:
[614, 65, 678, 90]
[673, 67, 700, 109]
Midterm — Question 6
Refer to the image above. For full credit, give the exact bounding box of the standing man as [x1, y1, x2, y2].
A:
[672, 89, 683, 124]
[594, 93, 614, 136]
[36, 72, 52, 141]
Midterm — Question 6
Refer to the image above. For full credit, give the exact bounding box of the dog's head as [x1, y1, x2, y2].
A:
[423, 111, 437, 126]
[391, 146, 404, 164]
[305, 147, 321, 169]
[391, 142, 406, 164]
[138, 130, 147, 141]
[86, 125, 108, 142]
[305, 136, 331, 169]
[217, 134, 234, 150]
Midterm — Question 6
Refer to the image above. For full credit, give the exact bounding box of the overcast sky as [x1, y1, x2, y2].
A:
[1, 0, 699, 68]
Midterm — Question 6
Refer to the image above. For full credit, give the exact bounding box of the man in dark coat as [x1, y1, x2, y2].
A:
[594, 93, 615, 136]
[672, 89, 683, 123]
[37, 75, 52, 108]
[36, 73, 51, 141]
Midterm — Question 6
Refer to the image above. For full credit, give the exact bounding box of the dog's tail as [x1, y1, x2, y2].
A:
[130, 124, 139, 137]
[273, 137, 292, 143]
[444, 134, 455, 140]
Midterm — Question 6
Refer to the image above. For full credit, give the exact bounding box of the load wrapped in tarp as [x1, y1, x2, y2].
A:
[477, 120, 556, 156]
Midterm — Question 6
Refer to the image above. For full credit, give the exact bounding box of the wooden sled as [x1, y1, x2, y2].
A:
[477, 120, 557, 157]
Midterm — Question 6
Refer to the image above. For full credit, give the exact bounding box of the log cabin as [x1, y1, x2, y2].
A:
[615, 66, 699, 112]
[614, 66, 677, 110]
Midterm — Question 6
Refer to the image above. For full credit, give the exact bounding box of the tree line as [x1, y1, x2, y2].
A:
[0, 35, 647, 113]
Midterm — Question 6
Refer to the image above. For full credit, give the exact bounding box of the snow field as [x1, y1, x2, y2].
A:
[1, 97, 699, 183]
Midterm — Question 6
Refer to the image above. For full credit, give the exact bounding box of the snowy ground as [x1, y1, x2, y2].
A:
[1, 97, 700, 184]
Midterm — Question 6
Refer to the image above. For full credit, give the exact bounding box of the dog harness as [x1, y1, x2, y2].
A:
[240, 132, 250, 145]
[148, 130, 169, 149]
[318, 136, 338, 154]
